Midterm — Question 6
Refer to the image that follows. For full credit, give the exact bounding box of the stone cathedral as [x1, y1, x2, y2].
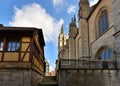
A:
[56, 0, 120, 86]
[58, 0, 115, 61]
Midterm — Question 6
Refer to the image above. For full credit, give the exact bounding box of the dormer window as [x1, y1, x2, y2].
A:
[98, 10, 109, 36]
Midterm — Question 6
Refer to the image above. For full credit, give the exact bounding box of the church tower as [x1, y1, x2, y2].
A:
[58, 25, 67, 53]
[78, 0, 90, 59]
[69, 15, 77, 59]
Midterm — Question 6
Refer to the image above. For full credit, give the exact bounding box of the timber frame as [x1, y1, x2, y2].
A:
[0, 25, 46, 75]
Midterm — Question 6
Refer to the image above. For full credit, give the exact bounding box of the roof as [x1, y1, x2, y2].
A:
[0, 24, 45, 46]
[0, 26, 38, 31]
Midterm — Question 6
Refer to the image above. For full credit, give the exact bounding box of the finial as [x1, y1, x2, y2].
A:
[71, 18, 73, 23]
[74, 15, 76, 22]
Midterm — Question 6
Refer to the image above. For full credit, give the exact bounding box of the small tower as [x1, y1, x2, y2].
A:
[69, 15, 77, 59]
[69, 15, 77, 38]
[58, 25, 67, 53]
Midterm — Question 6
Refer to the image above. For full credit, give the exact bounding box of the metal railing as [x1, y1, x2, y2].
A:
[59, 59, 118, 70]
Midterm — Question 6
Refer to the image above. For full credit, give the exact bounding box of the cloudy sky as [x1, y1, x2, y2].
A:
[0, 0, 98, 71]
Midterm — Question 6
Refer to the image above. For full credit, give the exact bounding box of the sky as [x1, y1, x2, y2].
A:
[0, 0, 99, 71]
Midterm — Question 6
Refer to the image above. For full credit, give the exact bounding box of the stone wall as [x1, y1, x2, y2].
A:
[88, 0, 115, 59]
[115, 33, 120, 58]
[58, 69, 120, 86]
[0, 69, 43, 86]
[78, 19, 89, 58]
[112, 0, 120, 58]
[112, 0, 120, 33]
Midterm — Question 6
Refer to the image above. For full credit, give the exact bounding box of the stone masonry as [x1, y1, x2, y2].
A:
[0, 69, 43, 86]
[58, 70, 120, 86]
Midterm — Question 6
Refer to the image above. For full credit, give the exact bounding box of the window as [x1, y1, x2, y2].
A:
[7, 39, 20, 51]
[98, 48, 113, 60]
[98, 10, 109, 36]
[0, 39, 4, 51]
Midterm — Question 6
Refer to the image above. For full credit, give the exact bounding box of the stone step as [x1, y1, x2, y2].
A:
[38, 76, 58, 86]
[42, 76, 57, 82]
[39, 84, 58, 86]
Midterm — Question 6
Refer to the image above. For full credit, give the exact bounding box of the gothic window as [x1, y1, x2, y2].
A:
[98, 10, 109, 36]
[0, 39, 4, 51]
[98, 48, 113, 60]
[7, 38, 20, 52]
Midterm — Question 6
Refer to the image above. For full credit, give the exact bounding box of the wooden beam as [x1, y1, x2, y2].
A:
[29, 37, 33, 62]
[2, 37, 6, 61]
[21, 43, 30, 61]
[19, 37, 22, 61]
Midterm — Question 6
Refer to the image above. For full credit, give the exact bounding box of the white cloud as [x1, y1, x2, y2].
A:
[90, 0, 99, 6]
[67, 5, 76, 14]
[9, 3, 64, 44]
[53, 0, 63, 6]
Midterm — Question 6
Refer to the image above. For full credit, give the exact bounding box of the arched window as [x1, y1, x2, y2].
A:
[98, 10, 109, 36]
[98, 48, 113, 60]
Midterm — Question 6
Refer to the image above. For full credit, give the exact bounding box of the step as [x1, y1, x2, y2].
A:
[41, 76, 57, 82]
[38, 84, 58, 86]
[38, 76, 58, 86]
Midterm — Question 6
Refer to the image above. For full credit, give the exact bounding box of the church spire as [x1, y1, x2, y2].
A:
[73, 15, 76, 23]
[61, 24, 64, 34]
[69, 15, 76, 27]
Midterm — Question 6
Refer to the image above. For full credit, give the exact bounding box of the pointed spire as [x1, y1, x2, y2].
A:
[69, 15, 76, 28]
[71, 18, 73, 23]
[73, 15, 76, 23]
[61, 24, 64, 34]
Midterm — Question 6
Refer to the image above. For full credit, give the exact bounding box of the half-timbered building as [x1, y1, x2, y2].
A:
[0, 24, 45, 86]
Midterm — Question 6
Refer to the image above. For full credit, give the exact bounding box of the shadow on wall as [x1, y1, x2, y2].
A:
[59, 70, 119, 86]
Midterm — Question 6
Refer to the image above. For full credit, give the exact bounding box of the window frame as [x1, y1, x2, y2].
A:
[6, 38, 20, 52]
[0, 39, 4, 51]
[98, 48, 113, 60]
[98, 9, 109, 37]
